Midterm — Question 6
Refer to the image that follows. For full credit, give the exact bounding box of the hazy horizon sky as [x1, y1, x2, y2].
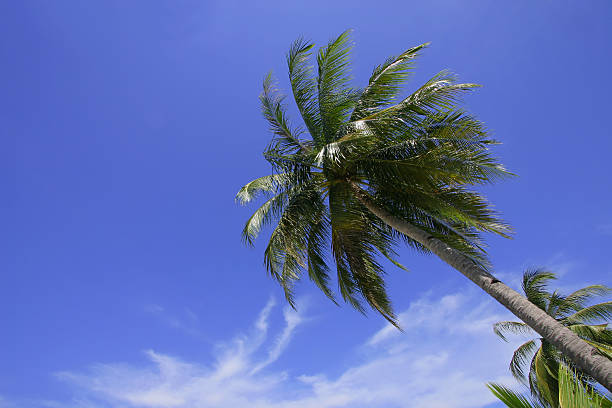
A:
[3, 1, 612, 407]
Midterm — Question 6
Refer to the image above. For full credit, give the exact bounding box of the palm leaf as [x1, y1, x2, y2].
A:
[565, 285, 612, 309]
[564, 302, 612, 325]
[558, 365, 612, 408]
[287, 38, 321, 143]
[523, 269, 556, 310]
[236, 173, 288, 204]
[351, 42, 429, 120]
[316, 30, 360, 142]
[487, 383, 545, 408]
[260, 72, 311, 155]
[241, 191, 287, 246]
[509, 339, 539, 381]
[495, 321, 535, 342]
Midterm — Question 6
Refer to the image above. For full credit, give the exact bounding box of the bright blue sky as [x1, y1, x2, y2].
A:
[3, 1, 612, 407]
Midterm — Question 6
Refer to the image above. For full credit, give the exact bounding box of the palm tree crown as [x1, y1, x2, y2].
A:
[494, 269, 612, 407]
[236, 30, 511, 325]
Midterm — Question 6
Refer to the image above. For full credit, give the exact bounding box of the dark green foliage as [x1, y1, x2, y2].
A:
[494, 269, 612, 407]
[237, 30, 512, 327]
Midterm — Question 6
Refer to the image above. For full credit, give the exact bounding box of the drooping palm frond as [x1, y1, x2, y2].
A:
[241, 190, 288, 246]
[328, 183, 398, 326]
[494, 321, 535, 342]
[305, 203, 336, 303]
[531, 343, 560, 407]
[510, 339, 540, 381]
[263, 184, 326, 306]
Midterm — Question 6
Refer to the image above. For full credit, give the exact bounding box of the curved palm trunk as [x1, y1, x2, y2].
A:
[350, 183, 612, 392]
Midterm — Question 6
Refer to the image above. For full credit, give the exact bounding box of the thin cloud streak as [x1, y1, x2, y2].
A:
[43, 291, 521, 408]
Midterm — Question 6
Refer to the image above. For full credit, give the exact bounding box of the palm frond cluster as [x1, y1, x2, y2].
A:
[493, 269, 612, 407]
[237, 30, 511, 325]
[489, 365, 612, 408]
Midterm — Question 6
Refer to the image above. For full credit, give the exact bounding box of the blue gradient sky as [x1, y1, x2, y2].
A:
[3, 1, 612, 407]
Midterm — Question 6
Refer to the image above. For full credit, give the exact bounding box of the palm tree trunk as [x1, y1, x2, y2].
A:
[350, 183, 612, 392]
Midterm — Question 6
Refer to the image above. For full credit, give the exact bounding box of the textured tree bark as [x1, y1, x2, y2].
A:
[350, 183, 612, 392]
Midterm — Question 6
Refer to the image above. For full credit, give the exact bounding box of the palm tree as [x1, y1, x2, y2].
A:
[488, 365, 612, 408]
[494, 269, 612, 406]
[236, 30, 612, 390]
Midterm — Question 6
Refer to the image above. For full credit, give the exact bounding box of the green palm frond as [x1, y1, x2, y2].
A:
[565, 302, 612, 325]
[558, 365, 612, 408]
[510, 339, 540, 381]
[328, 183, 398, 326]
[495, 321, 534, 342]
[351, 42, 429, 121]
[316, 30, 360, 142]
[489, 365, 612, 408]
[523, 269, 557, 310]
[236, 173, 288, 204]
[487, 383, 546, 408]
[305, 205, 336, 303]
[287, 38, 321, 143]
[565, 285, 612, 309]
[360, 71, 480, 123]
[404, 70, 480, 113]
[260, 73, 311, 155]
[242, 191, 287, 246]
[568, 323, 611, 342]
[533, 345, 559, 407]
[263, 185, 325, 306]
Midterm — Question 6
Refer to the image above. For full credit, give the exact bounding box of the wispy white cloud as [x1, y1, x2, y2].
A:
[25, 291, 521, 408]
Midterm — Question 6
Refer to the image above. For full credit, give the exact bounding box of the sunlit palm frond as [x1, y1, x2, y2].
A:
[533, 345, 559, 407]
[236, 173, 289, 205]
[489, 365, 612, 408]
[558, 365, 612, 408]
